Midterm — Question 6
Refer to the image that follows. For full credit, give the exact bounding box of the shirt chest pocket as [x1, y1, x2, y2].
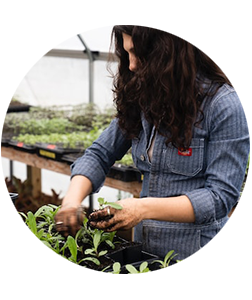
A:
[165, 138, 205, 177]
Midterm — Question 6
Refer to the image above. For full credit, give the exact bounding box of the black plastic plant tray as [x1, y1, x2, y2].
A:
[8, 140, 36, 153]
[1, 138, 11, 147]
[61, 152, 84, 164]
[1, 191, 18, 216]
[7, 104, 32, 113]
[107, 164, 142, 182]
[235, 199, 250, 211]
[36, 143, 83, 162]
[105, 242, 160, 273]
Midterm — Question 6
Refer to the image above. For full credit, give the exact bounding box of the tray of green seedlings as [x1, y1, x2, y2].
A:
[107, 153, 142, 182]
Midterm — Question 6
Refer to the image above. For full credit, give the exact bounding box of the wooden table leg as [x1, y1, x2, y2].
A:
[27, 165, 42, 198]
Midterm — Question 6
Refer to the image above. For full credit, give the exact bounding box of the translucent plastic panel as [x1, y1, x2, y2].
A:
[1, 25, 113, 52]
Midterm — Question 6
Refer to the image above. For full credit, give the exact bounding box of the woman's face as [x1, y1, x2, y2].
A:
[122, 33, 138, 72]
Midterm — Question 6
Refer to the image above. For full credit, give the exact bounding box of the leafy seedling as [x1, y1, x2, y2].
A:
[152, 250, 178, 268]
[98, 197, 122, 210]
[125, 261, 150, 274]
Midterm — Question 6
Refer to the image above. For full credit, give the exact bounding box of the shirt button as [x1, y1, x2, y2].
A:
[140, 154, 145, 161]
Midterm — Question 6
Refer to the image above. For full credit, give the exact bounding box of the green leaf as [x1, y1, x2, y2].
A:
[125, 264, 139, 274]
[106, 202, 123, 210]
[112, 262, 121, 274]
[27, 211, 37, 235]
[67, 236, 77, 262]
[164, 250, 175, 264]
[98, 197, 105, 207]
[85, 248, 94, 255]
[93, 230, 101, 250]
[80, 257, 100, 266]
[98, 250, 108, 257]
[105, 240, 115, 249]
[139, 261, 148, 273]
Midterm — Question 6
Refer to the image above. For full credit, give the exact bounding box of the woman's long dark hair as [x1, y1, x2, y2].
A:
[109, 25, 231, 149]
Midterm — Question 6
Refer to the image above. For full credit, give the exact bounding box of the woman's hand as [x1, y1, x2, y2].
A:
[54, 205, 85, 237]
[54, 175, 92, 236]
[88, 198, 142, 232]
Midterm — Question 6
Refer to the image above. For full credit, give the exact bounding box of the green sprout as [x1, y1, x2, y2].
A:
[97, 197, 122, 210]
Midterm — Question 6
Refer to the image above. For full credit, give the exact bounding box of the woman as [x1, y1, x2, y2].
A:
[55, 25, 249, 260]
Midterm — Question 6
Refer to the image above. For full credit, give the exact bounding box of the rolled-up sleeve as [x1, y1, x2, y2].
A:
[70, 118, 131, 193]
[185, 87, 250, 224]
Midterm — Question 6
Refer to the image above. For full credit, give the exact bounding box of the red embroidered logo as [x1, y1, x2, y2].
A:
[178, 148, 192, 156]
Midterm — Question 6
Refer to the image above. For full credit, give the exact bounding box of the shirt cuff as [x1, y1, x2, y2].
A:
[185, 188, 216, 224]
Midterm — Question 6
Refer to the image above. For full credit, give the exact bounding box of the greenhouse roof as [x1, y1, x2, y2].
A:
[1, 25, 250, 61]
[2, 25, 113, 52]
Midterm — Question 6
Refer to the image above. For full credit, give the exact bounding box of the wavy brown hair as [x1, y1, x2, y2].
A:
[109, 25, 231, 149]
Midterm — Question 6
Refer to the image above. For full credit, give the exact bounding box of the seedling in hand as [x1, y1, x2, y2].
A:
[98, 197, 122, 210]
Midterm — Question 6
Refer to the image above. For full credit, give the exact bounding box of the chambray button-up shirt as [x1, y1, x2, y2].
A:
[71, 85, 249, 274]
[71, 85, 249, 224]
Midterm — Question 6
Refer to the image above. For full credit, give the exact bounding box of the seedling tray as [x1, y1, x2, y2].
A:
[7, 104, 31, 113]
[8, 140, 36, 153]
[105, 242, 160, 273]
[61, 152, 84, 164]
[107, 164, 142, 182]
[1, 192, 18, 216]
[1, 137, 11, 147]
[36, 143, 83, 162]
[62, 154, 142, 182]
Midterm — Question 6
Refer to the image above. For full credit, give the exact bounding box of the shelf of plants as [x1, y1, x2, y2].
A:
[2, 103, 141, 182]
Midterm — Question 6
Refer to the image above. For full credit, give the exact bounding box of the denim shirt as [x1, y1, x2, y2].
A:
[71, 85, 249, 224]
[71, 84, 249, 260]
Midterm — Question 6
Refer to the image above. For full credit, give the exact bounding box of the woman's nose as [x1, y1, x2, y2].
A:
[129, 54, 137, 72]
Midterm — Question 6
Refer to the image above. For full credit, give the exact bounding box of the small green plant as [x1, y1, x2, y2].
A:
[84, 229, 108, 258]
[109, 262, 121, 274]
[61, 235, 98, 265]
[153, 250, 178, 268]
[125, 261, 150, 274]
[97, 197, 122, 210]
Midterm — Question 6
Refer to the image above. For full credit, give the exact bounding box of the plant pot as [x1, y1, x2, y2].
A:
[9, 193, 18, 204]
[105, 242, 160, 273]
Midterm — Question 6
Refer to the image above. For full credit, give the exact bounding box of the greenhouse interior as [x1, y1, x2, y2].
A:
[1, 25, 250, 274]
